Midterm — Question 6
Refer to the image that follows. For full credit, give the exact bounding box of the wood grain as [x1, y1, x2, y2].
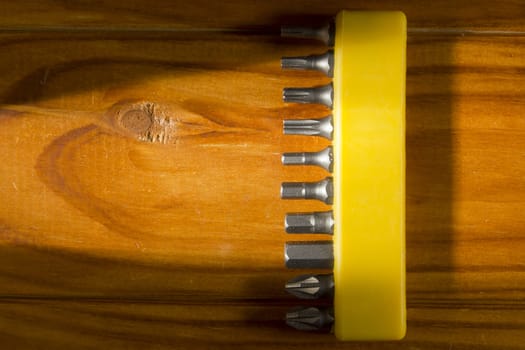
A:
[0, 1, 525, 32]
[1, 299, 524, 349]
[1, 2, 525, 349]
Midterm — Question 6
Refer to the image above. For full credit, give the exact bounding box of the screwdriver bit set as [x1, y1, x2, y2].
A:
[280, 11, 407, 340]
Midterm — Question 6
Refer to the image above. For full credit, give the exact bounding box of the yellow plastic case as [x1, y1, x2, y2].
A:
[332, 11, 407, 340]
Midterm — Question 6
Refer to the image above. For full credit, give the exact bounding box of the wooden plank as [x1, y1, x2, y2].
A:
[0, 299, 524, 349]
[0, 1, 525, 32]
[0, 34, 331, 300]
[1, 33, 524, 298]
[0, 18, 524, 350]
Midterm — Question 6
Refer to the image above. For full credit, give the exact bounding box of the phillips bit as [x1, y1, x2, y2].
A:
[281, 22, 335, 46]
[283, 83, 333, 109]
[285, 273, 334, 299]
[281, 50, 334, 77]
[281, 177, 333, 204]
[285, 241, 334, 269]
[285, 211, 334, 234]
[286, 306, 334, 331]
[283, 115, 333, 140]
[282, 146, 333, 172]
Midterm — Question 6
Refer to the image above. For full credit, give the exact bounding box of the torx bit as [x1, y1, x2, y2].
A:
[283, 83, 333, 109]
[283, 115, 333, 140]
[281, 22, 335, 46]
[285, 211, 334, 234]
[282, 146, 333, 172]
[281, 177, 333, 204]
[286, 306, 334, 331]
[285, 241, 334, 269]
[285, 273, 334, 299]
[281, 50, 334, 77]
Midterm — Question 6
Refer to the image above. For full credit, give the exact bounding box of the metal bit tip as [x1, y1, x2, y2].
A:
[281, 50, 334, 77]
[282, 146, 333, 172]
[285, 211, 334, 234]
[281, 177, 333, 204]
[282, 115, 333, 140]
[281, 56, 310, 70]
[284, 241, 334, 269]
[283, 83, 333, 109]
[285, 274, 334, 299]
[286, 306, 334, 331]
[281, 22, 335, 46]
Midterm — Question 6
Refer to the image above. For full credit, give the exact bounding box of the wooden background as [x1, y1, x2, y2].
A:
[0, 1, 524, 349]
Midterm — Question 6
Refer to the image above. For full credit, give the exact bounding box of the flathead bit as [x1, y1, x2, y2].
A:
[281, 22, 335, 46]
[281, 50, 334, 77]
[283, 115, 333, 140]
[285, 211, 334, 234]
[284, 241, 334, 269]
[282, 146, 333, 172]
[281, 177, 333, 204]
[286, 306, 334, 331]
[283, 83, 333, 109]
[285, 274, 334, 299]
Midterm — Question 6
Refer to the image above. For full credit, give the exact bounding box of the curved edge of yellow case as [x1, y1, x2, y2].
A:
[332, 10, 407, 341]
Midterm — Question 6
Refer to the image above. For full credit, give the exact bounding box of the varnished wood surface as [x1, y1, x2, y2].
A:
[1, 2, 525, 349]
[0, 1, 525, 32]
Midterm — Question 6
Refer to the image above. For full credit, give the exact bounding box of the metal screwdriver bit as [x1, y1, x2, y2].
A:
[286, 306, 334, 331]
[283, 83, 333, 109]
[285, 273, 334, 299]
[281, 50, 334, 77]
[281, 177, 333, 204]
[285, 241, 334, 269]
[285, 211, 334, 234]
[283, 115, 333, 140]
[282, 146, 333, 172]
[281, 22, 335, 46]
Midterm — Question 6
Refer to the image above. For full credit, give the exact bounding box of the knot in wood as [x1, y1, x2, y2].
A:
[120, 109, 153, 135]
